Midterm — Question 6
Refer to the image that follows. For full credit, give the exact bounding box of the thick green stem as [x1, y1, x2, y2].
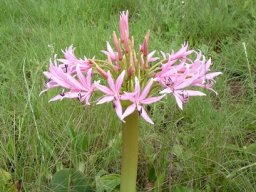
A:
[120, 111, 139, 192]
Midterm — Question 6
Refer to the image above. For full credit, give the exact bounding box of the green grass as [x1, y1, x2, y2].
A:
[0, 0, 256, 191]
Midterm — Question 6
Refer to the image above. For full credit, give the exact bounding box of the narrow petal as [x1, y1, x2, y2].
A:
[120, 91, 136, 102]
[122, 103, 136, 120]
[49, 94, 64, 102]
[97, 96, 114, 104]
[140, 107, 154, 124]
[107, 41, 114, 53]
[134, 77, 141, 96]
[205, 72, 222, 79]
[186, 90, 206, 96]
[175, 76, 196, 90]
[107, 71, 116, 92]
[174, 93, 183, 110]
[76, 65, 87, 86]
[140, 78, 153, 100]
[49, 92, 79, 102]
[115, 70, 125, 91]
[94, 83, 113, 95]
[66, 73, 85, 90]
[86, 68, 93, 88]
[159, 88, 173, 94]
[140, 95, 165, 105]
[114, 100, 123, 120]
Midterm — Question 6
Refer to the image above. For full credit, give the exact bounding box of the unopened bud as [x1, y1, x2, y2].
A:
[140, 31, 150, 56]
[96, 65, 108, 79]
[112, 31, 123, 60]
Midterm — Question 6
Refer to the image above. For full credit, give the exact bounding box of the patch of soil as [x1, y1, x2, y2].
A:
[228, 79, 246, 98]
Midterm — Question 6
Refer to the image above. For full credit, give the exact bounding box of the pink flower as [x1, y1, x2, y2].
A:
[101, 42, 118, 62]
[156, 51, 222, 109]
[140, 31, 150, 56]
[121, 78, 165, 124]
[43, 62, 95, 105]
[147, 51, 159, 63]
[119, 10, 129, 52]
[169, 43, 193, 61]
[141, 50, 159, 69]
[161, 88, 206, 110]
[101, 42, 121, 71]
[58, 45, 91, 74]
[94, 71, 125, 120]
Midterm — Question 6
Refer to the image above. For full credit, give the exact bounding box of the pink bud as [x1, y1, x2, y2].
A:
[140, 31, 150, 56]
[113, 31, 123, 60]
[128, 65, 135, 79]
[96, 65, 108, 79]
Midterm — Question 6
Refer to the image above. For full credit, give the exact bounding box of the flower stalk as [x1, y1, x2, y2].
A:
[120, 111, 139, 192]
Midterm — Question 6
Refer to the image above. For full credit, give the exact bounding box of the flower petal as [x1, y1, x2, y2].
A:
[97, 96, 114, 104]
[140, 107, 154, 124]
[134, 77, 141, 96]
[115, 70, 125, 91]
[205, 72, 222, 79]
[174, 93, 183, 110]
[76, 65, 87, 87]
[186, 90, 206, 96]
[140, 95, 165, 105]
[114, 100, 123, 120]
[94, 83, 113, 95]
[122, 103, 136, 120]
[107, 71, 116, 92]
[49, 92, 79, 102]
[140, 78, 153, 100]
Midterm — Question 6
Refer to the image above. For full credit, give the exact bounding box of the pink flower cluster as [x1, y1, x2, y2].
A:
[42, 11, 221, 124]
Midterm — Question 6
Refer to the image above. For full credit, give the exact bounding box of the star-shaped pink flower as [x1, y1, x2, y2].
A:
[94, 71, 125, 120]
[121, 77, 165, 124]
[42, 62, 95, 105]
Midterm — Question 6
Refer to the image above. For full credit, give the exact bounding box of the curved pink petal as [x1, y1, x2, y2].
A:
[174, 93, 183, 110]
[94, 83, 113, 95]
[122, 103, 136, 120]
[49, 74, 72, 89]
[115, 70, 125, 91]
[97, 95, 114, 104]
[134, 77, 141, 97]
[175, 76, 196, 90]
[114, 100, 123, 120]
[159, 87, 174, 94]
[120, 92, 136, 102]
[66, 73, 85, 90]
[140, 78, 153, 100]
[186, 90, 206, 96]
[49, 92, 79, 102]
[86, 68, 93, 88]
[76, 65, 87, 87]
[107, 71, 116, 92]
[140, 95, 165, 105]
[205, 72, 222, 79]
[140, 107, 154, 124]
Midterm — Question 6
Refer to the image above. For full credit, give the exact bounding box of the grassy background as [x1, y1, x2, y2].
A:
[0, 0, 256, 191]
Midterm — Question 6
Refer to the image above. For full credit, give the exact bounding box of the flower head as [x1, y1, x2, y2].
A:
[42, 10, 221, 124]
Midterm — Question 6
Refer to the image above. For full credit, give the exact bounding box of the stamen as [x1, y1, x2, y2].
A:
[63, 64, 68, 73]
[78, 93, 82, 101]
[46, 78, 51, 83]
[181, 91, 189, 102]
